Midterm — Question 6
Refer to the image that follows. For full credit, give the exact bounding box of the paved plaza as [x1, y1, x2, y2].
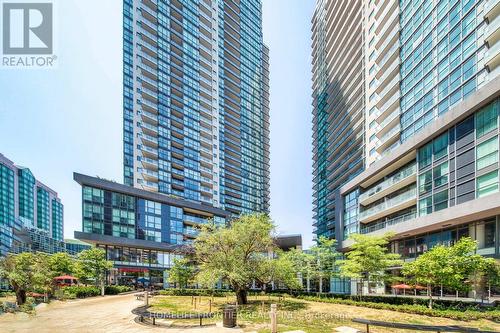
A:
[0, 294, 243, 333]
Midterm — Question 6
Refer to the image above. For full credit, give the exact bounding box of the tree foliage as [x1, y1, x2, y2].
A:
[309, 236, 340, 292]
[48, 252, 74, 277]
[194, 213, 299, 304]
[403, 237, 498, 308]
[0, 252, 50, 305]
[168, 257, 196, 288]
[340, 233, 401, 294]
[74, 248, 112, 295]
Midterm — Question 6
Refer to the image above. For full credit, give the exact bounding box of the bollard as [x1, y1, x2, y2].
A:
[270, 304, 277, 333]
[144, 290, 149, 306]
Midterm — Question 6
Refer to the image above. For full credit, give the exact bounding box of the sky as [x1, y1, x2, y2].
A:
[0, 0, 316, 248]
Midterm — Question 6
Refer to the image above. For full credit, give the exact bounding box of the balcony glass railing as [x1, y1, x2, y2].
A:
[359, 164, 416, 203]
[360, 211, 417, 234]
[378, 109, 399, 130]
[379, 124, 400, 146]
[141, 156, 157, 165]
[184, 215, 208, 224]
[359, 187, 417, 221]
[141, 134, 158, 145]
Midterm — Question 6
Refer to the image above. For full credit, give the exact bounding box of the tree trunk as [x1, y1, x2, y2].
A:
[15, 289, 27, 305]
[236, 289, 248, 304]
[101, 278, 105, 296]
[428, 285, 433, 309]
[319, 277, 323, 293]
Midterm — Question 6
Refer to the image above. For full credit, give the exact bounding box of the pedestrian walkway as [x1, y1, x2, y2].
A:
[0, 294, 243, 333]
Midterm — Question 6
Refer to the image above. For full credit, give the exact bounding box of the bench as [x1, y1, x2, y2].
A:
[132, 305, 214, 326]
[352, 318, 498, 333]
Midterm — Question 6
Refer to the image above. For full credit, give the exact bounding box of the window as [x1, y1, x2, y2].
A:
[419, 196, 432, 216]
[433, 162, 449, 187]
[433, 190, 448, 211]
[484, 221, 496, 248]
[418, 170, 432, 194]
[476, 102, 498, 138]
[433, 132, 448, 160]
[477, 170, 499, 198]
[418, 142, 432, 168]
[477, 137, 499, 170]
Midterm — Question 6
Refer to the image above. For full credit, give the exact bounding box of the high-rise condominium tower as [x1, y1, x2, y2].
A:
[312, 0, 365, 240]
[312, 0, 500, 283]
[123, 0, 270, 216]
[0, 153, 64, 255]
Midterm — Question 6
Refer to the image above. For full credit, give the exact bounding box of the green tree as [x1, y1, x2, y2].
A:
[402, 237, 492, 308]
[195, 213, 292, 304]
[255, 249, 302, 291]
[48, 252, 74, 277]
[74, 248, 112, 296]
[340, 233, 401, 295]
[0, 252, 51, 305]
[168, 258, 196, 288]
[284, 248, 314, 291]
[310, 236, 340, 293]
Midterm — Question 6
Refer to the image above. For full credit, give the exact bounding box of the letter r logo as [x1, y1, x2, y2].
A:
[2, 2, 53, 55]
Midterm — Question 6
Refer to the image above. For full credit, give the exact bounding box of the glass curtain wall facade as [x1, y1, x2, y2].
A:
[123, 0, 269, 216]
[75, 173, 230, 285]
[314, 0, 500, 242]
[400, 0, 491, 141]
[312, 0, 365, 239]
[0, 153, 64, 255]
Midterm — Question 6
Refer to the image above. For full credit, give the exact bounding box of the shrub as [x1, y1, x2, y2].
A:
[292, 291, 499, 311]
[159, 289, 234, 297]
[296, 295, 500, 321]
[105, 285, 133, 295]
[62, 286, 100, 298]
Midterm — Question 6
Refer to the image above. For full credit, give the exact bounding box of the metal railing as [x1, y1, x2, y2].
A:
[359, 164, 416, 203]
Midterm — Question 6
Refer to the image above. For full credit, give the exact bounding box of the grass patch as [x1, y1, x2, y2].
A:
[148, 295, 500, 333]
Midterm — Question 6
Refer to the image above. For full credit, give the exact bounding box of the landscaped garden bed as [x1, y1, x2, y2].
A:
[147, 294, 500, 333]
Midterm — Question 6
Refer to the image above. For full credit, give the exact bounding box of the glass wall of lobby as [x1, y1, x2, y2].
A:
[390, 217, 498, 260]
[96, 244, 182, 288]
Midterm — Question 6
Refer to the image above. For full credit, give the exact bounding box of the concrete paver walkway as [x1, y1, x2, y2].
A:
[0, 293, 243, 333]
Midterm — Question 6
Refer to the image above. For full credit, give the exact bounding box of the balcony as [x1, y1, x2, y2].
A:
[141, 133, 158, 147]
[375, 10, 399, 50]
[485, 0, 500, 21]
[141, 98, 158, 113]
[138, 179, 158, 191]
[376, 91, 400, 124]
[140, 167, 158, 181]
[140, 109, 158, 124]
[184, 215, 209, 226]
[359, 163, 417, 206]
[359, 187, 417, 223]
[375, 42, 399, 79]
[360, 211, 417, 234]
[140, 145, 157, 158]
[375, 25, 399, 63]
[485, 39, 500, 72]
[183, 228, 199, 238]
[376, 62, 399, 98]
[140, 156, 158, 169]
[376, 109, 400, 138]
[376, 123, 400, 153]
[485, 13, 500, 46]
